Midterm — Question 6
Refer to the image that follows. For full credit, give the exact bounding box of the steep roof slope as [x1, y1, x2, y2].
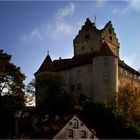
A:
[97, 42, 117, 57]
[35, 55, 55, 75]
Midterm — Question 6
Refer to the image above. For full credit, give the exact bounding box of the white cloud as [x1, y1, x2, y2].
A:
[56, 22, 73, 35]
[57, 2, 75, 20]
[113, 0, 140, 14]
[22, 2, 75, 43]
[96, 0, 106, 7]
[22, 27, 44, 43]
[112, 7, 128, 14]
[129, 0, 140, 11]
[51, 2, 75, 39]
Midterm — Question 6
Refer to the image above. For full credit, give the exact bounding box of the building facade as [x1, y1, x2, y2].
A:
[35, 18, 140, 105]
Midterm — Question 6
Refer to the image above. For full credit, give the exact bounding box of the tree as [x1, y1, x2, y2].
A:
[117, 84, 140, 120]
[36, 72, 75, 116]
[0, 49, 25, 97]
[0, 49, 26, 138]
[78, 98, 139, 139]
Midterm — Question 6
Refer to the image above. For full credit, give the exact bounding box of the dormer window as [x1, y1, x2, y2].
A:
[73, 119, 79, 128]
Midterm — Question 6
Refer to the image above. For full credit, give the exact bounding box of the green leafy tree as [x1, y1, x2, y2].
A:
[117, 84, 140, 121]
[0, 49, 25, 97]
[79, 98, 139, 139]
[0, 49, 26, 138]
[36, 72, 75, 116]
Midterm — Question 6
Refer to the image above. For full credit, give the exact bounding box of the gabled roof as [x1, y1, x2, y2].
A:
[35, 55, 55, 75]
[39, 114, 97, 139]
[53, 53, 95, 71]
[97, 42, 117, 57]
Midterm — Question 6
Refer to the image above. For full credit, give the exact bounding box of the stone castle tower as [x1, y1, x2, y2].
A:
[73, 18, 119, 102]
[73, 18, 119, 57]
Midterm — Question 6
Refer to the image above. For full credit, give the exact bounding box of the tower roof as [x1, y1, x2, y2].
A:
[35, 54, 55, 75]
[97, 42, 117, 57]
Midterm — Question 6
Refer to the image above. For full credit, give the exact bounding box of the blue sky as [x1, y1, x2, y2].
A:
[1, 0, 140, 84]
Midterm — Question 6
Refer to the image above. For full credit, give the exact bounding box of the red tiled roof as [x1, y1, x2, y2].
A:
[97, 42, 117, 57]
[35, 55, 55, 75]
[53, 53, 95, 71]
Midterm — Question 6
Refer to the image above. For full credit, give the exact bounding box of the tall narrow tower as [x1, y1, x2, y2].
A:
[34, 54, 55, 107]
[92, 42, 118, 102]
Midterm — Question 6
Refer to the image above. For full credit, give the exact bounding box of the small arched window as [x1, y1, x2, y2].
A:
[73, 119, 79, 128]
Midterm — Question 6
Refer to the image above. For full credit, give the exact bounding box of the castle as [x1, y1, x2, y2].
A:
[35, 18, 140, 106]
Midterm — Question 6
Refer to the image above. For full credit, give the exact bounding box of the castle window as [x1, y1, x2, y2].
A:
[67, 129, 74, 138]
[71, 84, 75, 92]
[82, 46, 85, 51]
[134, 74, 137, 80]
[110, 36, 112, 41]
[138, 76, 140, 81]
[71, 71, 75, 79]
[104, 56, 109, 64]
[109, 29, 112, 34]
[130, 73, 132, 78]
[77, 70, 81, 79]
[103, 72, 109, 80]
[125, 70, 127, 77]
[120, 68, 123, 74]
[135, 87, 137, 92]
[81, 130, 87, 138]
[85, 27, 89, 32]
[85, 34, 90, 40]
[77, 83, 81, 91]
[94, 59, 98, 66]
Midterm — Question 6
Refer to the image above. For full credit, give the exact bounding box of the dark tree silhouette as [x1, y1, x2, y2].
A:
[0, 49, 26, 138]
